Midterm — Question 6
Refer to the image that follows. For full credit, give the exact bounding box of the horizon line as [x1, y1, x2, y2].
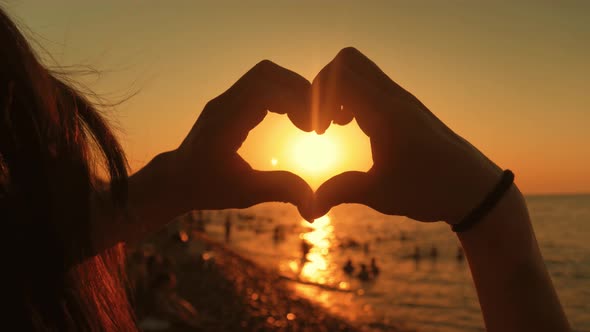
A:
[524, 191, 590, 197]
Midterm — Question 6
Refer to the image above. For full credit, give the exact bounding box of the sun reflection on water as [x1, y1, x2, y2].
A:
[298, 215, 335, 284]
[286, 214, 365, 321]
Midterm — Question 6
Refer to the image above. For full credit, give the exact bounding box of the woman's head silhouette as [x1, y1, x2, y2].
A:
[0, 7, 135, 331]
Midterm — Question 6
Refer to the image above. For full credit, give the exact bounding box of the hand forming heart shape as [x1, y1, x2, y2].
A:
[174, 47, 502, 224]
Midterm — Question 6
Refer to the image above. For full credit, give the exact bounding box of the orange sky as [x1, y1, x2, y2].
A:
[7, 1, 589, 194]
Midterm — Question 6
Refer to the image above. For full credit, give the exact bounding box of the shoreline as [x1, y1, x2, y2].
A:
[128, 226, 410, 331]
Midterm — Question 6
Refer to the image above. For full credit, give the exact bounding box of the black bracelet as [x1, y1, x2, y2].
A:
[451, 169, 515, 233]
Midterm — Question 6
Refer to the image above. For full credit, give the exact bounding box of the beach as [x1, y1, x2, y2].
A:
[127, 225, 407, 332]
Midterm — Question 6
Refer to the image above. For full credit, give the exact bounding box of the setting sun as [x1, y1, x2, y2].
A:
[290, 134, 339, 175]
[238, 113, 372, 189]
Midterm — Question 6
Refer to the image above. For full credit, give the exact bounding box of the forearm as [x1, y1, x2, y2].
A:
[458, 185, 570, 332]
[126, 150, 189, 243]
[92, 150, 187, 250]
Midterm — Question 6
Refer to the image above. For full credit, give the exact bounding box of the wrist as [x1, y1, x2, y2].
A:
[444, 152, 504, 225]
[457, 185, 534, 256]
[156, 149, 194, 215]
[128, 149, 188, 225]
[456, 184, 544, 286]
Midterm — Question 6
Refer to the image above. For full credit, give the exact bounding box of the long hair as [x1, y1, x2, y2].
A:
[0, 8, 137, 331]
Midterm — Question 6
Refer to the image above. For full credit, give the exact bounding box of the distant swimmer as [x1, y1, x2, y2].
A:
[430, 245, 438, 259]
[411, 246, 421, 261]
[272, 225, 281, 243]
[370, 258, 380, 276]
[300, 239, 311, 261]
[224, 214, 232, 242]
[400, 231, 408, 241]
[357, 264, 370, 281]
[343, 259, 355, 275]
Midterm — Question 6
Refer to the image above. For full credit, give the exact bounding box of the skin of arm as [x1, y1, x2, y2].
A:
[91, 150, 181, 250]
[458, 184, 570, 332]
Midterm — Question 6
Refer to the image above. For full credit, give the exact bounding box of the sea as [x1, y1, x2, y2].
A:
[200, 194, 590, 332]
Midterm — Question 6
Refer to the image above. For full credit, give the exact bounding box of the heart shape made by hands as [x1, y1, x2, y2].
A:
[238, 112, 373, 190]
[184, 48, 492, 224]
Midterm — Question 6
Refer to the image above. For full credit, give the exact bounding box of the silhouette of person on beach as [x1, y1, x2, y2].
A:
[399, 231, 408, 242]
[411, 246, 421, 261]
[273, 225, 282, 244]
[300, 239, 311, 262]
[370, 258, 380, 276]
[363, 242, 370, 255]
[142, 255, 200, 329]
[0, 6, 570, 329]
[343, 259, 355, 275]
[224, 214, 232, 243]
[430, 246, 438, 260]
[357, 264, 370, 281]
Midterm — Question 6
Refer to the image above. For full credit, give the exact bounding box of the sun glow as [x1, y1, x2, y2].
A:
[290, 133, 339, 176]
[238, 113, 372, 190]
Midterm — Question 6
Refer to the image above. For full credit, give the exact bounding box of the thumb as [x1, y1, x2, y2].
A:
[312, 171, 372, 219]
[246, 170, 314, 221]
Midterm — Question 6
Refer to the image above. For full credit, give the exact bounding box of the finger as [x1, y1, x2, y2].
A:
[231, 60, 313, 130]
[310, 55, 352, 133]
[244, 170, 315, 221]
[331, 47, 405, 93]
[311, 47, 403, 136]
[311, 171, 373, 219]
[195, 60, 311, 152]
[331, 48, 448, 129]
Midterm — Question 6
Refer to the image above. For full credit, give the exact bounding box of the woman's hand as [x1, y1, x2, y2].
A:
[304, 48, 570, 332]
[171, 60, 314, 218]
[121, 49, 569, 332]
[116, 61, 315, 246]
[307, 47, 502, 223]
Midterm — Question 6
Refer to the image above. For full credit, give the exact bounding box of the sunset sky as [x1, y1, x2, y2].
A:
[6, 1, 589, 194]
